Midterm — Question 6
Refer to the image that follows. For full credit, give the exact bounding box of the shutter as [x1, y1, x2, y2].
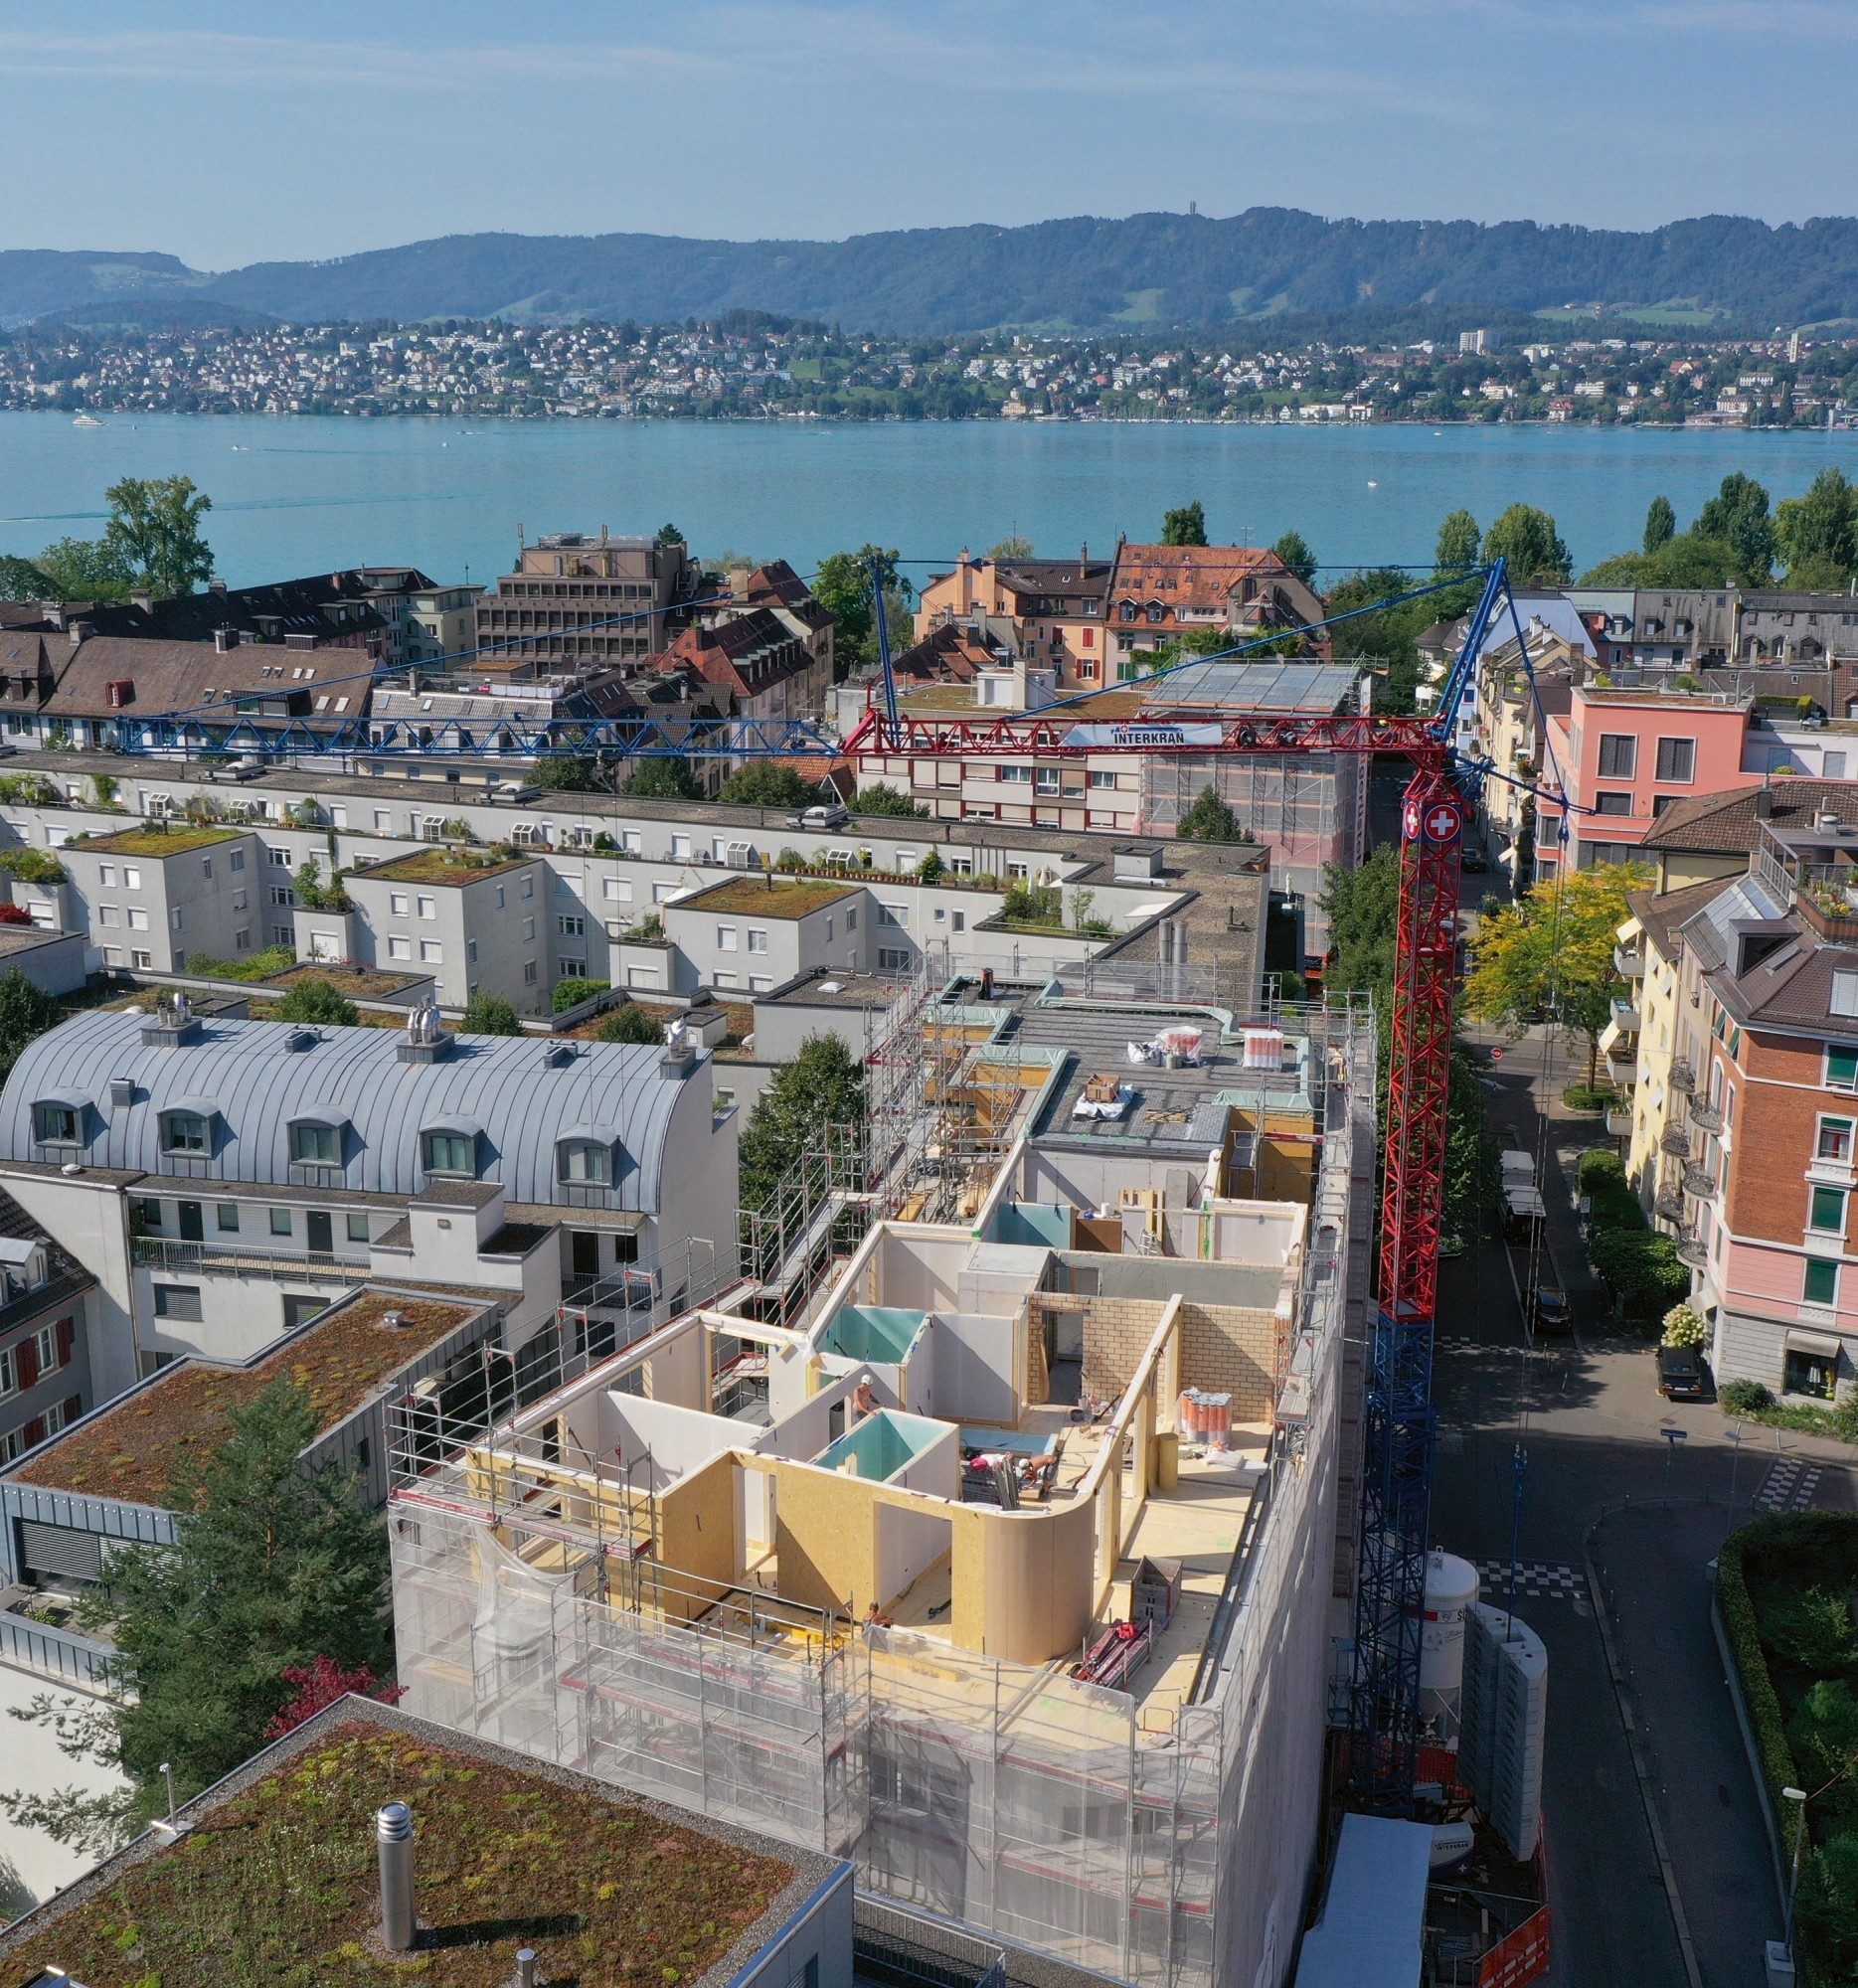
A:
[63, 1394, 83, 1424]
[15, 1337, 37, 1390]
[18, 1519, 103, 1582]
[22, 1416, 44, 1450]
[56, 1317, 73, 1367]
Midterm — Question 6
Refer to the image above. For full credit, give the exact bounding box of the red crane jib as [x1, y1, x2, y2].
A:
[848, 713, 1443, 757]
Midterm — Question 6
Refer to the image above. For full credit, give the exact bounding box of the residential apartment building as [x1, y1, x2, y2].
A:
[403, 579, 484, 667]
[1566, 585, 1858, 672]
[654, 605, 830, 728]
[715, 559, 835, 684]
[54, 824, 266, 972]
[915, 551, 1113, 689]
[0, 1195, 96, 1468]
[340, 847, 549, 1011]
[1104, 542, 1327, 678]
[473, 531, 694, 677]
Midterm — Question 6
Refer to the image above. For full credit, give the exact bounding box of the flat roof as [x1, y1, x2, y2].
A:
[759, 969, 911, 1011]
[1141, 659, 1361, 714]
[10, 1286, 490, 1505]
[359, 847, 533, 887]
[68, 824, 242, 857]
[0, 1698, 816, 1988]
[0, 924, 74, 955]
[676, 876, 859, 918]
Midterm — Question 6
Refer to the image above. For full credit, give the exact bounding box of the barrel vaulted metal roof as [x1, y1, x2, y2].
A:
[0, 1011, 694, 1210]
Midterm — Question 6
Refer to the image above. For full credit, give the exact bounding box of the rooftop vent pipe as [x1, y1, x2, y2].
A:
[377, 1801, 416, 1951]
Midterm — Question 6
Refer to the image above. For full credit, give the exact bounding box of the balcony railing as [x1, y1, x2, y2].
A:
[1683, 1164, 1719, 1200]
[131, 1237, 366, 1284]
[1660, 1124, 1692, 1157]
[1613, 943, 1645, 980]
[1668, 1058, 1696, 1093]
[1610, 995, 1641, 1036]
[1676, 1231, 1710, 1269]
[1688, 1097, 1725, 1134]
[1605, 1106, 1632, 1137]
[1654, 1186, 1686, 1223]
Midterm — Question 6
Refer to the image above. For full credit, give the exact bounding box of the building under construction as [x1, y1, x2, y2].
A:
[388, 981, 1379, 1988]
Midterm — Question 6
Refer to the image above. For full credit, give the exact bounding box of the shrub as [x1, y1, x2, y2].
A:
[460, 991, 521, 1036]
[1577, 1148, 1627, 1193]
[270, 977, 358, 1028]
[852, 783, 927, 819]
[916, 850, 946, 885]
[1000, 879, 1063, 927]
[1719, 1519, 1804, 1819]
[552, 976, 609, 1014]
[1588, 1229, 1689, 1320]
[595, 1003, 667, 1046]
[1722, 1379, 1774, 1414]
[1769, 1588, 1858, 1672]
[1562, 1083, 1614, 1112]
[1662, 1301, 1708, 1348]
[775, 848, 806, 873]
[0, 847, 64, 887]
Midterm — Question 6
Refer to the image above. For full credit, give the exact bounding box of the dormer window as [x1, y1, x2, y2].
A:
[32, 1100, 82, 1145]
[422, 1126, 477, 1177]
[160, 1109, 212, 1155]
[288, 1116, 343, 1165]
[558, 1138, 613, 1186]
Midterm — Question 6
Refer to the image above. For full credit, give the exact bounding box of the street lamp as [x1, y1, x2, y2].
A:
[1784, 1785, 1808, 1958]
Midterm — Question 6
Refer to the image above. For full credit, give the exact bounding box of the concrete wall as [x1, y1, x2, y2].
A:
[0, 1663, 128, 1917]
[928, 1312, 1020, 1426]
[736, 1863, 856, 1988]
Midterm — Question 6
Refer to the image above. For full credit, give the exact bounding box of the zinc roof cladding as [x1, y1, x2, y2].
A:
[0, 1011, 688, 1210]
[1625, 877, 1736, 963]
[1141, 659, 1360, 715]
[1642, 780, 1858, 854]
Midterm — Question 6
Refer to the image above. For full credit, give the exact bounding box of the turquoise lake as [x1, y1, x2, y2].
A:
[1, 410, 1853, 589]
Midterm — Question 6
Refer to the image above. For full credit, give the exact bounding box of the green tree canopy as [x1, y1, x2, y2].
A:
[102, 474, 214, 598]
[1434, 509, 1480, 575]
[1464, 861, 1648, 1083]
[1692, 471, 1774, 582]
[1160, 501, 1208, 547]
[1325, 566, 1431, 712]
[655, 521, 687, 547]
[716, 763, 822, 809]
[1482, 504, 1572, 585]
[460, 990, 522, 1035]
[270, 976, 358, 1028]
[852, 782, 928, 818]
[1580, 532, 1745, 589]
[1643, 494, 1676, 552]
[0, 967, 64, 1084]
[534, 752, 607, 792]
[1270, 529, 1316, 585]
[740, 1033, 866, 1214]
[0, 555, 53, 600]
[1776, 467, 1858, 584]
[1175, 785, 1248, 842]
[34, 535, 135, 601]
[987, 534, 1034, 560]
[622, 754, 702, 800]
[813, 545, 910, 677]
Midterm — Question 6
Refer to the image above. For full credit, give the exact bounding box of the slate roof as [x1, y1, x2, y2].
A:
[0, 1011, 700, 1210]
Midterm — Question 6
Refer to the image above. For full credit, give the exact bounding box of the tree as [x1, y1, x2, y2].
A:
[1481, 504, 1572, 585]
[740, 1034, 865, 1214]
[0, 967, 65, 1085]
[1643, 494, 1676, 553]
[916, 849, 946, 884]
[0, 555, 52, 600]
[1693, 471, 1774, 583]
[853, 783, 927, 819]
[1776, 468, 1858, 585]
[34, 534, 135, 600]
[102, 474, 214, 597]
[988, 534, 1034, 560]
[1176, 785, 1248, 842]
[1581, 533, 1745, 589]
[270, 976, 358, 1028]
[290, 858, 349, 911]
[623, 754, 702, 800]
[655, 522, 687, 548]
[0, 1379, 390, 1846]
[596, 1001, 668, 1045]
[1270, 529, 1316, 586]
[535, 752, 607, 792]
[1160, 501, 1208, 547]
[1463, 861, 1648, 1083]
[460, 990, 522, 1035]
[263, 1655, 403, 1740]
[1434, 509, 1480, 576]
[717, 762, 821, 809]
[813, 545, 910, 677]
[1324, 566, 1430, 712]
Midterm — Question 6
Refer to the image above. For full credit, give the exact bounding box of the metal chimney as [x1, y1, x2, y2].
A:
[377, 1801, 416, 1950]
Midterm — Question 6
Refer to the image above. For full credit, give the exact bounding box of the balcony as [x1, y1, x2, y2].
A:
[1610, 995, 1642, 1036]
[1613, 943, 1645, 980]
[1668, 1058, 1696, 1093]
[1654, 1186, 1687, 1223]
[131, 1237, 366, 1285]
[1675, 1230, 1710, 1269]
[1660, 1124, 1692, 1157]
[1605, 1106, 1632, 1137]
[1688, 1097, 1725, 1134]
[1683, 1164, 1719, 1200]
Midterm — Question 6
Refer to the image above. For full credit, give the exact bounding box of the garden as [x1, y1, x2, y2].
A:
[1721, 1513, 1858, 1980]
[1575, 1148, 1690, 1330]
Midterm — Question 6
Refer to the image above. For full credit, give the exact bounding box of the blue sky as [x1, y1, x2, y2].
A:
[3, 0, 1851, 266]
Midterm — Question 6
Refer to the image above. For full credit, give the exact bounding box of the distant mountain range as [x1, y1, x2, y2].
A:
[6, 209, 1858, 336]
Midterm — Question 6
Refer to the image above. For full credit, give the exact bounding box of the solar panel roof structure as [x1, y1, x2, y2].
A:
[1140, 660, 1362, 715]
[0, 1009, 693, 1210]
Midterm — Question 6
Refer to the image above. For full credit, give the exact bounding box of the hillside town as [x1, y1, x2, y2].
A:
[5, 313, 1858, 424]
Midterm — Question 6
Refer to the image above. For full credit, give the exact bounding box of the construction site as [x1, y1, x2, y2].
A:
[388, 976, 1379, 1988]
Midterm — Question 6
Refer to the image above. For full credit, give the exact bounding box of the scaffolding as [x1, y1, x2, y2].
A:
[388, 1001, 1372, 1988]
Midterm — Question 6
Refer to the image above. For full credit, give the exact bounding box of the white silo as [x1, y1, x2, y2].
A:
[1419, 1550, 1479, 1740]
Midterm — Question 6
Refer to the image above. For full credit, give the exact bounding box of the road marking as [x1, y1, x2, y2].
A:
[1475, 1559, 1582, 1600]
[1754, 1458, 1822, 1513]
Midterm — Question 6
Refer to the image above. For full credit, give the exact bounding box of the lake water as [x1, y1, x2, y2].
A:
[1, 410, 1853, 590]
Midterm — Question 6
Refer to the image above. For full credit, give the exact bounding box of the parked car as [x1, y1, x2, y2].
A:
[1460, 846, 1488, 874]
[1530, 1286, 1572, 1334]
[1656, 1345, 1710, 1401]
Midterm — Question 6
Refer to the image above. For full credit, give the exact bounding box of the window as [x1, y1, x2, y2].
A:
[417, 896, 436, 920]
[420, 940, 442, 963]
[880, 903, 908, 927]
[1090, 770, 1117, 790]
[523, 916, 537, 939]
[1595, 792, 1632, 816]
[289, 1121, 340, 1165]
[524, 961, 538, 984]
[1596, 734, 1636, 778]
[33, 1102, 79, 1144]
[153, 1283, 203, 1322]
[388, 936, 412, 960]
[1805, 1257, 1840, 1307]
[32, 1325, 59, 1374]
[558, 1139, 613, 1185]
[559, 957, 585, 978]
[171, 907, 188, 931]
[269, 1207, 292, 1237]
[559, 914, 585, 939]
[718, 925, 739, 951]
[268, 846, 289, 868]
[269, 887, 293, 908]
[127, 907, 149, 931]
[99, 863, 116, 887]
[201, 857, 214, 880]
[845, 908, 857, 931]
[422, 1130, 475, 1176]
[1829, 1049, 1858, 1091]
[1654, 737, 1696, 783]
[347, 1212, 371, 1242]
[123, 866, 140, 891]
[748, 928, 768, 953]
[998, 764, 1032, 784]
[131, 950, 152, 969]
[602, 877, 630, 902]
[467, 939, 478, 964]
[1812, 1185, 1848, 1234]
[0, 1347, 12, 1397]
[1834, 975, 1858, 1020]
[97, 906, 119, 926]
[714, 970, 739, 989]
[878, 946, 912, 970]
[1034, 768, 1061, 797]
[1787, 1344, 1839, 1399]
[521, 876, 535, 898]
[160, 1111, 210, 1154]
[390, 893, 410, 916]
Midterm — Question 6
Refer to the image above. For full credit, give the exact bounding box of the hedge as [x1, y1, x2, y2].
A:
[1718, 1516, 1803, 1820]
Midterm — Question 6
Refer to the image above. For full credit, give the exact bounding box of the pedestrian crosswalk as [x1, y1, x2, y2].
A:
[1754, 1457, 1822, 1514]
[1474, 1559, 1583, 1600]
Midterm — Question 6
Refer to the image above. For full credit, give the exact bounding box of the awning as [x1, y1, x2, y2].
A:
[1786, 1329, 1844, 1360]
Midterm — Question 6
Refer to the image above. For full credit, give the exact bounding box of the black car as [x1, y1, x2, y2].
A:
[1530, 1286, 1572, 1334]
[1460, 846, 1489, 873]
[1656, 1344, 1710, 1401]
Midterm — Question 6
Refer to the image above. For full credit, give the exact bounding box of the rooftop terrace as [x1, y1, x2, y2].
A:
[70, 824, 242, 857]
[12, 1288, 487, 1504]
[678, 877, 860, 918]
[360, 847, 533, 887]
